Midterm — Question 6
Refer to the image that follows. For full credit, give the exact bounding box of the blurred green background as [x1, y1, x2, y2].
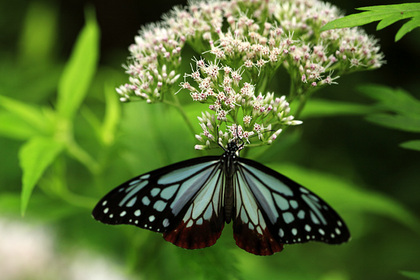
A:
[1, 0, 420, 279]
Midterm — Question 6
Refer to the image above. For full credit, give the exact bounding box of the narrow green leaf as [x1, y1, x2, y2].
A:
[300, 99, 375, 119]
[358, 84, 420, 118]
[377, 14, 404, 30]
[19, 137, 64, 215]
[321, 12, 386, 31]
[321, 3, 420, 42]
[396, 17, 420, 41]
[18, 2, 57, 64]
[400, 140, 420, 152]
[366, 114, 420, 133]
[0, 95, 49, 134]
[101, 84, 121, 146]
[57, 8, 99, 119]
[270, 164, 420, 233]
[357, 3, 420, 12]
[0, 112, 40, 140]
[400, 271, 420, 280]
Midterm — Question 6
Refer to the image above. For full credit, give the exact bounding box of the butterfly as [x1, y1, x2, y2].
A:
[92, 140, 350, 255]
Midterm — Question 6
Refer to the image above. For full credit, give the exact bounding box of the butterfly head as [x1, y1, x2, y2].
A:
[224, 139, 244, 156]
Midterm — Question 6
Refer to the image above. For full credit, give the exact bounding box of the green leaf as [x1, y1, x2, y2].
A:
[300, 99, 375, 119]
[358, 84, 420, 118]
[101, 84, 121, 146]
[269, 164, 420, 234]
[18, 2, 57, 64]
[400, 271, 420, 280]
[19, 137, 64, 215]
[359, 84, 420, 150]
[56, 8, 99, 120]
[400, 140, 420, 152]
[0, 95, 50, 135]
[366, 114, 420, 133]
[321, 3, 420, 41]
[81, 84, 121, 146]
[396, 16, 420, 41]
[0, 112, 41, 140]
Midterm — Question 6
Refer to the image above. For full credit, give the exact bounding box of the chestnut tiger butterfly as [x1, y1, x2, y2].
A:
[92, 140, 350, 255]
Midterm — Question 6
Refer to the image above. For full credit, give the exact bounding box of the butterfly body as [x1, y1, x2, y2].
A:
[93, 141, 350, 255]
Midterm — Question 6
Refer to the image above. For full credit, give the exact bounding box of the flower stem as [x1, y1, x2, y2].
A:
[66, 138, 101, 174]
[163, 95, 196, 137]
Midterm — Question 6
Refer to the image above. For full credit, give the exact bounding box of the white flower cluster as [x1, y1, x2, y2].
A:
[117, 0, 384, 149]
[182, 59, 302, 148]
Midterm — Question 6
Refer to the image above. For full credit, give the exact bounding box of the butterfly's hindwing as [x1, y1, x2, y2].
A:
[232, 165, 284, 255]
[233, 158, 350, 252]
[92, 156, 226, 249]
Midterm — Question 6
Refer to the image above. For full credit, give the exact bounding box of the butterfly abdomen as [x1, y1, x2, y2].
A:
[223, 152, 235, 223]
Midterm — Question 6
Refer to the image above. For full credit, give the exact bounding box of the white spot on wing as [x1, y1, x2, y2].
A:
[103, 208, 109, 214]
[120, 211, 126, 217]
[140, 174, 150, 180]
[183, 206, 193, 222]
[163, 218, 170, 227]
[310, 211, 320, 224]
[240, 208, 248, 223]
[299, 187, 309, 194]
[160, 185, 177, 200]
[149, 215, 155, 222]
[203, 204, 213, 220]
[289, 200, 298, 209]
[102, 200, 107, 206]
[126, 197, 137, 207]
[128, 179, 141, 186]
[134, 209, 141, 216]
[273, 193, 289, 211]
[142, 196, 150, 206]
[297, 210, 305, 219]
[279, 228, 284, 238]
[282, 212, 294, 224]
[153, 200, 166, 212]
[151, 188, 160, 197]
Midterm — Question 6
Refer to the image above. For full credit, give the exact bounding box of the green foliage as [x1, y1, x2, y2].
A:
[299, 99, 376, 119]
[0, 8, 100, 215]
[401, 271, 420, 280]
[321, 3, 420, 41]
[358, 84, 420, 152]
[57, 9, 99, 120]
[19, 137, 64, 215]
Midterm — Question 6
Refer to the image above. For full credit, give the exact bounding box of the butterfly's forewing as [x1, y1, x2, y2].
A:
[232, 158, 350, 255]
[92, 156, 226, 250]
